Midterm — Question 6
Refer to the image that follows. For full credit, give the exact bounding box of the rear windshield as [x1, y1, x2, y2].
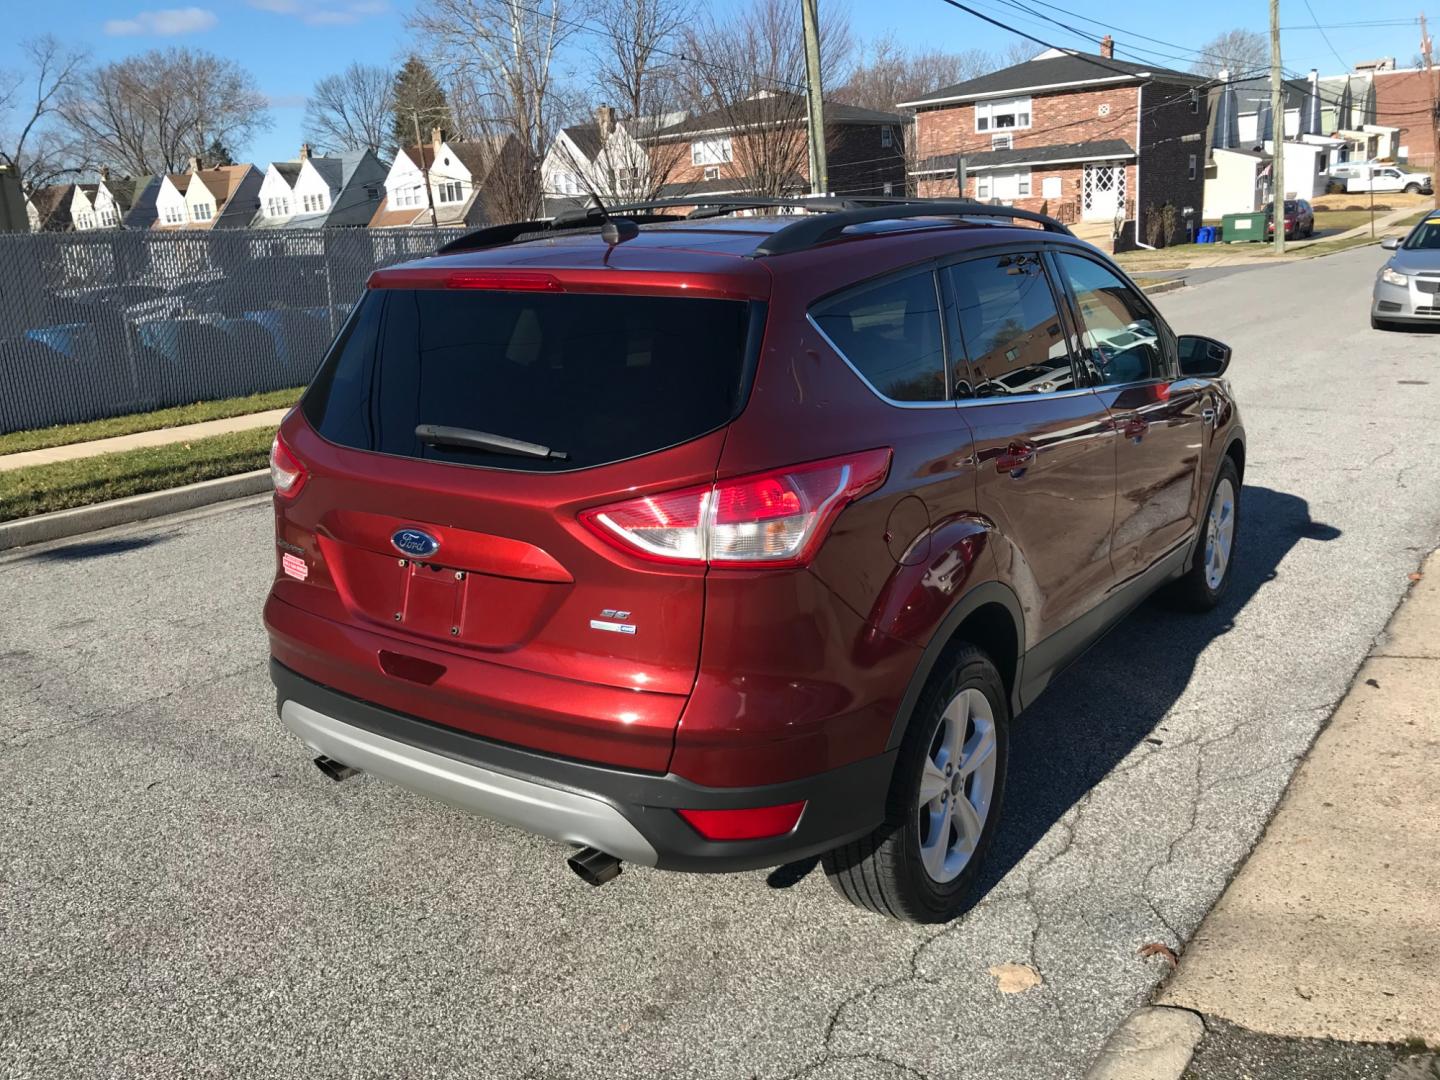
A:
[302, 288, 762, 472]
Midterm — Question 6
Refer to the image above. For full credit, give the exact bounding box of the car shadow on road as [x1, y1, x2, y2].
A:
[766, 485, 1340, 904]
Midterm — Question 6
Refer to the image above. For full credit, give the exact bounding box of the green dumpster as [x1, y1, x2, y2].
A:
[1221, 211, 1267, 243]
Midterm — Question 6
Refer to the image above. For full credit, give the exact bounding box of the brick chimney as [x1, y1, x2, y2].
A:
[99, 165, 110, 182]
[299, 142, 312, 161]
[187, 155, 201, 173]
[1099, 34, 1114, 59]
[431, 127, 445, 152]
[595, 104, 617, 139]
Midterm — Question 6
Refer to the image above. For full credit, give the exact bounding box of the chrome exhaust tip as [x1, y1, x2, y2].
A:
[313, 755, 361, 782]
[567, 846, 623, 886]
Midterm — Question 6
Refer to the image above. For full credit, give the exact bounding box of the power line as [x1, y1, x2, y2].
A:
[1302, 0, 1351, 73]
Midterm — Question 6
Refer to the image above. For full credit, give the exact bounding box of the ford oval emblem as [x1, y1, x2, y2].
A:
[391, 528, 440, 559]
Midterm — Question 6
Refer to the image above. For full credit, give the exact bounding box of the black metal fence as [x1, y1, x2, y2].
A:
[0, 227, 467, 434]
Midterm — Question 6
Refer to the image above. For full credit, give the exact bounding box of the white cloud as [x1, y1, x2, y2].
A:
[246, 0, 387, 24]
[103, 6, 218, 36]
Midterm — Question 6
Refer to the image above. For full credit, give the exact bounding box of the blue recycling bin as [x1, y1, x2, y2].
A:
[1196, 225, 1215, 244]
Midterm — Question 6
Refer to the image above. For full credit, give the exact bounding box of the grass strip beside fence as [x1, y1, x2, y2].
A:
[0, 428, 273, 523]
[0, 387, 302, 457]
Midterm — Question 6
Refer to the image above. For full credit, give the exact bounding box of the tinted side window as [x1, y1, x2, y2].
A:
[947, 252, 1075, 397]
[811, 269, 947, 402]
[1053, 253, 1164, 387]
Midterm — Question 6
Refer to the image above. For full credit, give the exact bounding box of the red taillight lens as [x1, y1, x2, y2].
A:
[677, 801, 806, 841]
[444, 271, 563, 291]
[579, 449, 891, 568]
[269, 434, 307, 499]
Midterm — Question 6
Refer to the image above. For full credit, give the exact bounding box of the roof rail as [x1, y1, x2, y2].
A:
[434, 196, 1072, 257]
[751, 200, 1073, 256]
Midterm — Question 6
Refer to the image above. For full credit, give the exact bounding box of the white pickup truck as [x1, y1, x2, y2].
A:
[1332, 162, 1433, 194]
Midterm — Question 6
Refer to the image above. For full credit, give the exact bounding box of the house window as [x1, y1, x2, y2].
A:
[302, 193, 328, 213]
[975, 168, 1032, 201]
[101, 208, 119, 226]
[163, 204, 185, 224]
[881, 126, 894, 148]
[191, 202, 213, 222]
[77, 212, 95, 229]
[883, 181, 894, 195]
[692, 137, 733, 166]
[266, 196, 290, 217]
[1188, 154, 1197, 181]
[394, 185, 423, 208]
[436, 180, 464, 204]
[975, 96, 1031, 132]
[703, 166, 721, 181]
[617, 166, 639, 182]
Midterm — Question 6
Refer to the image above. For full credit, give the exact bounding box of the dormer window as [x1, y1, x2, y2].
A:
[163, 204, 185, 224]
[266, 196, 290, 217]
[302, 193, 328, 212]
[191, 202, 213, 222]
[436, 180, 464, 203]
[975, 96, 1031, 132]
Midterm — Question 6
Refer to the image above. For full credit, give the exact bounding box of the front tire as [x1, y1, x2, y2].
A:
[1166, 457, 1240, 612]
[1405, 183, 1422, 194]
[823, 645, 1009, 923]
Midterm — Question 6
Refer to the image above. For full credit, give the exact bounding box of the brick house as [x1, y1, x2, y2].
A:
[901, 41, 1209, 245]
[1369, 69, 1435, 166]
[649, 91, 907, 201]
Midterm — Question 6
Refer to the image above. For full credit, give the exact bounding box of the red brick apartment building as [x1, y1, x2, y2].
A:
[902, 41, 1210, 245]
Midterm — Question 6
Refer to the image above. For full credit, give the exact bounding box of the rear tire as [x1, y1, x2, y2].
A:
[1165, 457, 1240, 612]
[822, 645, 1009, 923]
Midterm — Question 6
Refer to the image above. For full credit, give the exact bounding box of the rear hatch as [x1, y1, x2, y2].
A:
[270, 261, 768, 771]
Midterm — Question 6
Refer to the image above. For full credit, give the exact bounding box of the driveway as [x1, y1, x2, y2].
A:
[4, 245, 1440, 1080]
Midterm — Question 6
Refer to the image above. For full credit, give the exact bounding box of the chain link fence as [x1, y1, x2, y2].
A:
[0, 226, 467, 434]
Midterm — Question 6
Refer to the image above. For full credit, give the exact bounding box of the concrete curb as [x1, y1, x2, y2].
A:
[1141, 277, 1188, 296]
[1085, 1006, 1205, 1080]
[0, 469, 271, 552]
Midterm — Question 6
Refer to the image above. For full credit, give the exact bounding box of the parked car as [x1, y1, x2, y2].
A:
[1265, 199, 1315, 239]
[1347, 164, 1433, 195]
[264, 198, 1246, 923]
[1371, 209, 1440, 330]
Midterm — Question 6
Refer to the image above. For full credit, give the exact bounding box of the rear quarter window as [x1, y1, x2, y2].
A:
[809, 269, 947, 402]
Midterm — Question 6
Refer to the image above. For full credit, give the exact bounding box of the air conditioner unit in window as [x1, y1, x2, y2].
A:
[991, 134, 1013, 150]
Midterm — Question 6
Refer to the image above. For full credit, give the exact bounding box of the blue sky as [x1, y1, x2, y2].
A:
[4, 0, 1428, 167]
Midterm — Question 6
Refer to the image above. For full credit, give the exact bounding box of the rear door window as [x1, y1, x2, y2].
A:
[302, 288, 760, 472]
[946, 252, 1076, 397]
[810, 268, 947, 402]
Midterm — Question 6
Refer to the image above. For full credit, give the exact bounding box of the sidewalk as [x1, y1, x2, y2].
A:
[1126, 549, 1439, 1078]
[0, 407, 289, 473]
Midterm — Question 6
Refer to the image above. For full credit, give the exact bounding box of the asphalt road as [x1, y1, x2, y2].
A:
[5, 245, 1440, 1080]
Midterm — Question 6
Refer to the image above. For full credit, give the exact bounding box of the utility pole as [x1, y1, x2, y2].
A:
[801, 0, 829, 196]
[1422, 13, 1439, 209]
[413, 110, 439, 231]
[1270, 0, 1286, 254]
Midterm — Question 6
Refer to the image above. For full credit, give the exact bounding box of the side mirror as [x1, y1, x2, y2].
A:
[1178, 334, 1232, 378]
[1381, 236, 1401, 250]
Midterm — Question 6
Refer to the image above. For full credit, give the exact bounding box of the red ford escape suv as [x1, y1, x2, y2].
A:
[265, 198, 1245, 923]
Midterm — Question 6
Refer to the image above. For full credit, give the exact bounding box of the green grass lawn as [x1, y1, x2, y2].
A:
[0, 387, 302, 457]
[0, 427, 273, 523]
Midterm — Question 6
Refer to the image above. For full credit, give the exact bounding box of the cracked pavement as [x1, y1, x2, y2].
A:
[4, 245, 1440, 1079]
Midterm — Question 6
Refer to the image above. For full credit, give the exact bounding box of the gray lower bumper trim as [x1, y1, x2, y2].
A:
[280, 700, 659, 866]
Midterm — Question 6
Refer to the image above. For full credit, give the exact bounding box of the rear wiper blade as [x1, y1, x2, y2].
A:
[415, 424, 569, 461]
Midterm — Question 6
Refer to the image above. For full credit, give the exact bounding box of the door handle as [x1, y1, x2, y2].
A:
[1110, 411, 1149, 438]
[996, 440, 1038, 474]
[1201, 407, 1217, 425]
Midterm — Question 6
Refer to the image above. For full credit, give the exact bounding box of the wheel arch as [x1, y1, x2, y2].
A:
[884, 580, 1026, 752]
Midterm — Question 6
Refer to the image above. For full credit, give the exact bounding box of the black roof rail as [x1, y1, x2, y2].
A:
[751, 199, 1073, 256]
[434, 196, 1072, 256]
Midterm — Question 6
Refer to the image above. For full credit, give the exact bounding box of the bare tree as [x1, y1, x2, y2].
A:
[1191, 29, 1269, 79]
[678, 0, 852, 197]
[585, 0, 694, 200]
[409, 0, 585, 222]
[0, 36, 90, 191]
[63, 48, 271, 176]
[305, 63, 393, 154]
[834, 33, 993, 111]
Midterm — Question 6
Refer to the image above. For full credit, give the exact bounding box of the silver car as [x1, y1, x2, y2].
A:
[1372, 212, 1440, 330]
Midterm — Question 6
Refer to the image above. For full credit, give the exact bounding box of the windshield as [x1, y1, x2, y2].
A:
[303, 288, 763, 472]
[1402, 221, 1440, 250]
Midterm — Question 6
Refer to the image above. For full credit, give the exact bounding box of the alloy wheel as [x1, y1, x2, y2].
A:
[1204, 477, 1237, 591]
[916, 687, 999, 883]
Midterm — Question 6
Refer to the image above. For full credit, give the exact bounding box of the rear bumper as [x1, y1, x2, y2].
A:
[271, 660, 895, 872]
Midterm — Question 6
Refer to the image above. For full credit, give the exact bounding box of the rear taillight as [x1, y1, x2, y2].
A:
[269, 434, 307, 499]
[579, 449, 891, 568]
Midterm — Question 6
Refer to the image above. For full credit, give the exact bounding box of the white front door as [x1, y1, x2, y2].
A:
[1082, 164, 1126, 221]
